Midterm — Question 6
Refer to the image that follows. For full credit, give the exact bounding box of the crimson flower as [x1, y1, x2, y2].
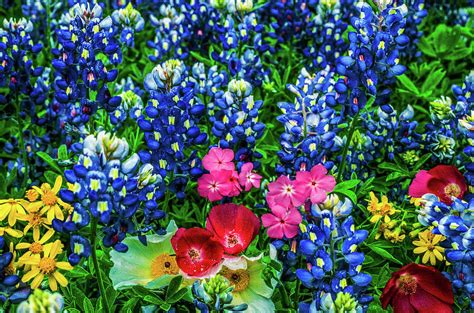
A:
[171, 228, 224, 277]
[381, 263, 454, 313]
[206, 203, 260, 255]
[408, 165, 467, 204]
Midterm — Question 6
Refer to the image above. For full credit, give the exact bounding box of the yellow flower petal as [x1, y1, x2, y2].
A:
[5, 228, 23, 238]
[413, 247, 427, 254]
[49, 274, 58, 291]
[52, 176, 62, 194]
[53, 271, 68, 287]
[31, 273, 44, 289]
[32, 186, 44, 196]
[433, 249, 444, 261]
[16, 243, 31, 250]
[422, 252, 430, 264]
[429, 253, 436, 266]
[56, 262, 73, 271]
[28, 201, 43, 212]
[0, 204, 11, 220]
[22, 268, 41, 282]
[8, 208, 16, 226]
[40, 229, 55, 244]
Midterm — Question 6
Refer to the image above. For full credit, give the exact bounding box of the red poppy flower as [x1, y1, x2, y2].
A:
[408, 165, 467, 204]
[171, 227, 224, 277]
[381, 263, 454, 313]
[206, 203, 260, 255]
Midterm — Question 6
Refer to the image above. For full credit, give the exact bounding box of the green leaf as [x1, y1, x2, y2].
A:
[144, 295, 164, 305]
[166, 275, 183, 300]
[105, 286, 117, 308]
[368, 246, 403, 265]
[397, 74, 420, 95]
[421, 68, 445, 94]
[83, 298, 94, 313]
[413, 153, 432, 171]
[166, 287, 189, 304]
[334, 189, 357, 204]
[68, 266, 90, 278]
[36, 151, 62, 173]
[58, 144, 68, 160]
[190, 51, 213, 67]
[334, 179, 360, 190]
[386, 172, 408, 182]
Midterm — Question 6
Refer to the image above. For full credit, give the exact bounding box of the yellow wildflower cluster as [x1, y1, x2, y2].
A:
[367, 192, 406, 243]
[0, 176, 74, 291]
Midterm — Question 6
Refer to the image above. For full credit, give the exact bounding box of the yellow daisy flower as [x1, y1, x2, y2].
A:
[28, 176, 70, 223]
[413, 229, 446, 266]
[367, 192, 396, 223]
[0, 198, 28, 226]
[21, 240, 73, 291]
[25, 188, 40, 202]
[17, 229, 56, 266]
[17, 208, 51, 240]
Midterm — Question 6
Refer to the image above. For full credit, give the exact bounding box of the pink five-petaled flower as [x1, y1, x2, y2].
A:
[202, 147, 235, 172]
[224, 170, 242, 197]
[266, 175, 306, 209]
[238, 162, 262, 191]
[295, 164, 336, 204]
[206, 203, 260, 255]
[408, 165, 467, 205]
[261, 205, 302, 239]
[197, 171, 232, 201]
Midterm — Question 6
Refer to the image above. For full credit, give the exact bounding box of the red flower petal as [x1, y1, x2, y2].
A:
[411, 264, 454, 305]
[409, 288, 453, 313]
[206, 204, 260, 255]
[408, 170, 432, 198]
[392, 292, 416, 313]
[171, 227, 224, 276]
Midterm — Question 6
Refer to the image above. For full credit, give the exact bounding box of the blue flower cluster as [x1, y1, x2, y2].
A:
[109, 77, 144, 127]
[148, 1, 219, 62]
[394, 0, 427, 60]
[0, 236, 30, 304]
[296, 195, 373, 312]
[336, 2, 408, 113]
[139, 59, 207, 200]
[111, 3, 145, 47]
[52, 3, 121, 133]
[0, 18, 44, 112]
[456, 72, 474, 186]
[419, 195, 474, 309]
[275, 67, 345, 175]
[207, 77, 265, 168]
[56, 131, 164, 263]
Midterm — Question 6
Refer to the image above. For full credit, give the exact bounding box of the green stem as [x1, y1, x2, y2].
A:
[336, 111, 360, 182]
[90, 219, 110, 313]
[16, 94, 28, 189]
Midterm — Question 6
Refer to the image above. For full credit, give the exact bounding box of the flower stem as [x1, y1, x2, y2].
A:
[90, 218, 110, 312]
[336, 111, 360, 182]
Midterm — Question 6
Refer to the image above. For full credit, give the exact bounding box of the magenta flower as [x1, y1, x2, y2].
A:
[261, 205, 302, 239]
[197, 171, 233, 201]
[224, 170, 242, 197]
[266, 175, 306, 209]
[238, 162, 262, 191]
[295, 164, 336, 204]
[202, 147, 235, 172]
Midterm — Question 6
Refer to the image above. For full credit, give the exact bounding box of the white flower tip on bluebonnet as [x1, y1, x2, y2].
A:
[138, 163, 161, 188]
[100, 16, 113, 29]
[122, 153, 140, 174]
[236, 0, 253, 13]
[228, 79, 252, 98]
[399, 104, 414, 121]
